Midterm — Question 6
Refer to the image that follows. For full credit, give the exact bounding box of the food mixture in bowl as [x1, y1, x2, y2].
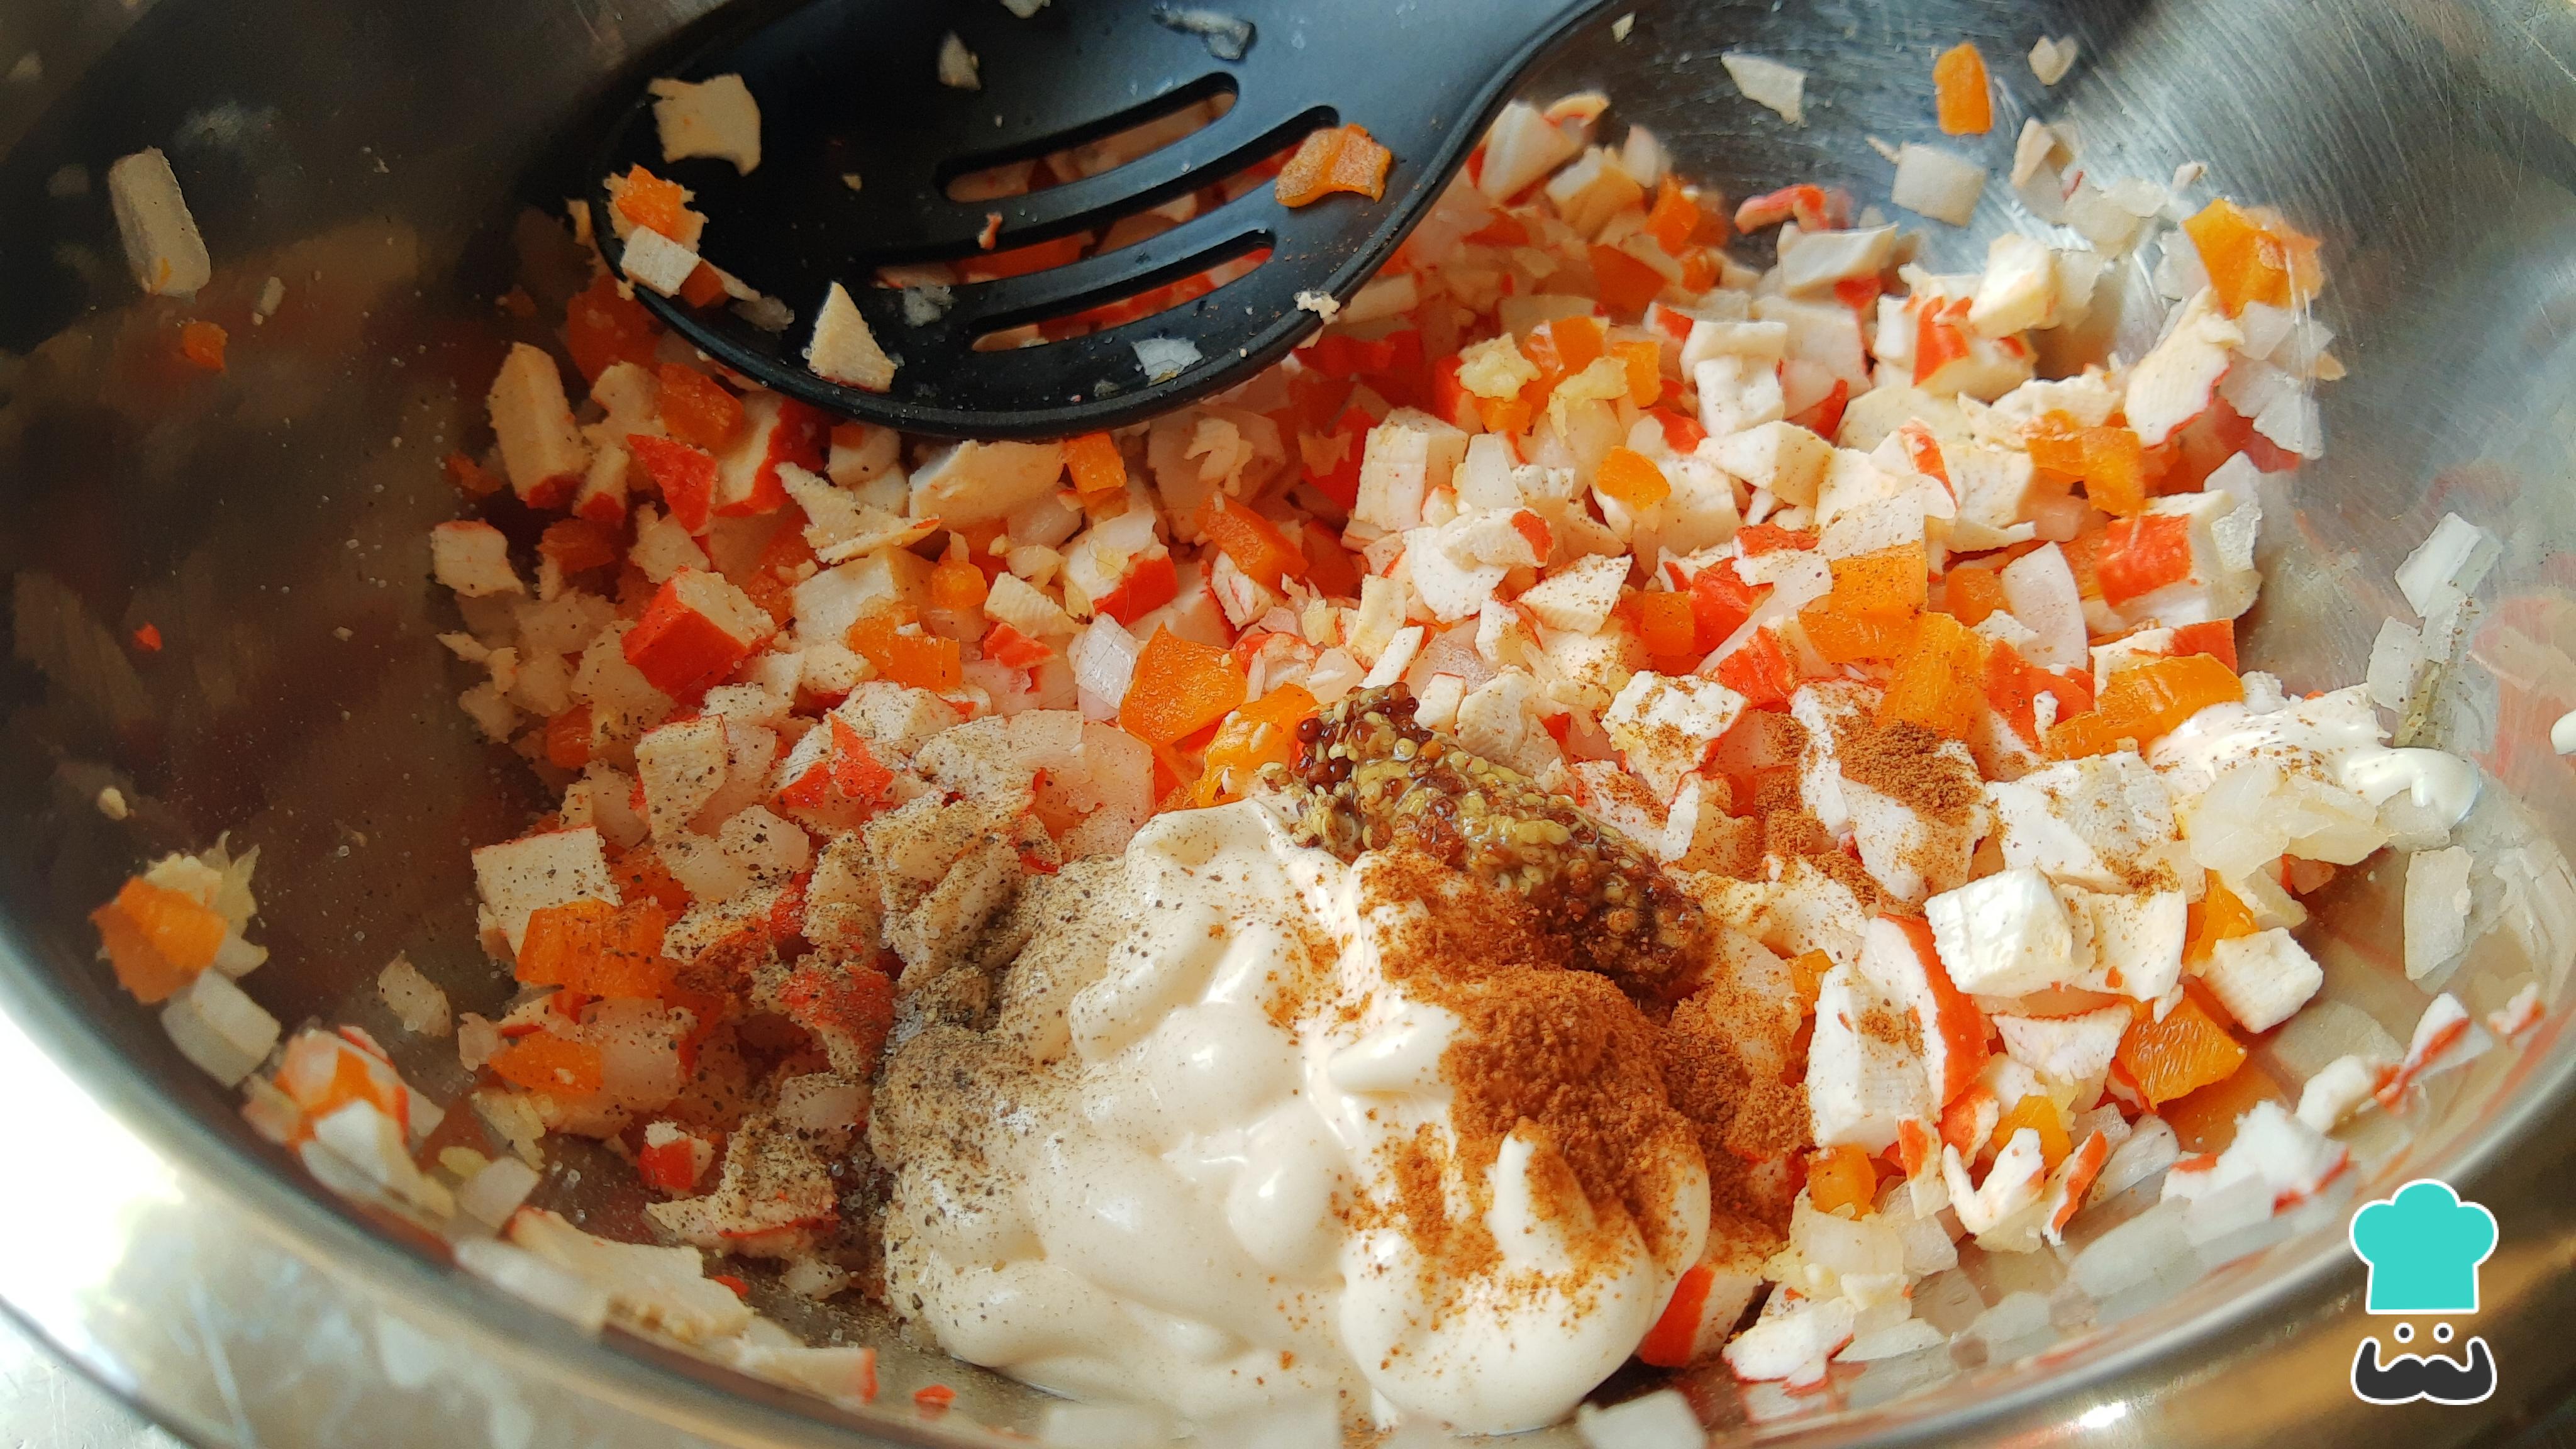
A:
[81, 26, 2548, 1441]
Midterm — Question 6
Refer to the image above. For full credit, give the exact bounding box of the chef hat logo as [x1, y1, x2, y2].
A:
[2349, 1179, 2497, 1315]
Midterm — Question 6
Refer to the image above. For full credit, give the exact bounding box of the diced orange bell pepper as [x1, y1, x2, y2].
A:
[1275, 125, 1393, 207]
[2168, 618, 2238, 672]
[1589, 244, 1668, 318]
[540, 519, 622, 575]
[2046, 652, 2242, 759]
[91, 878, 228, 1004]
[1645, 177, 1701, 257]
[1191, 684, 1319, 806]
[1933, 42, 1993, 135]
[2160, 1057, 2285, 1153]
[1065, 431, 1128, 497]
[2184, 870, 2261, 967]
[1877, 611, 1988, 740]
[2116, 994, 2247, 1106]
[1992, 1094, 2072, 1171]
[2182, 197, 2324, 316]
[848, 611, 963, 692]
[656, 365, 745, 450]
[445, 450, 506, 499]
[179, 319, 228, 372]
[2028, 411, 2152, 516]
[1199, 496, 1311, 591]
[489, 1035, 606, 1096]
[518, 897, 674, 1000]
[611, 165, 694, 241]
[1300, 519, 1363, 599]
[1826, 543, 1928, 614]
[1594, 445, 1671, 507]
[1121, 627, 1249, 747]
[1612, 338, 1662, 406]
[1636, 591, 1698, 664]
[930, 557, 989, 613]
[1941, 564, 2007, 627]
[677, 262, 730, 309]
[1800, 604, 1916, 664]
[1807, 1143, 1879, 1216]
[565, 273, 663, 382]
[1522, 315, 1605, 386]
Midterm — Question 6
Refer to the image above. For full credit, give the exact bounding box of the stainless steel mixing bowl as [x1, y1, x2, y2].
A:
[3, 0, 2575, 1443]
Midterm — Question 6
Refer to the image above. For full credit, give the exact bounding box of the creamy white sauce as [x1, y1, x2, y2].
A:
[2148, 684, 2479, 826]
[875, 803, 1706, 1433]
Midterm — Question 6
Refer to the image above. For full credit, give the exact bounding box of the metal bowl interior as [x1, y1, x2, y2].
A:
[3, 0, 2575, 1444]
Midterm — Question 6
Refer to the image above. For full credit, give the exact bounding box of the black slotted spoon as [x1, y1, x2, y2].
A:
[590, 0, 1618, 439]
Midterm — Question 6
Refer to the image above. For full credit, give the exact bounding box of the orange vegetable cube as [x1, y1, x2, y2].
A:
[1645, 176, 1701, 257]
[1991, 1094, 2072, 1171]
[1121, 627, 1248, 746]
[1199, 496, 1310, 591]
[1612, 338, 1662, 405]
[1589, 244, 1668, 318]
[1807, 1143, 1879, 1216]
[1933, 42, 1993, 135]
[930, 557, 990, 613]
[2028, 411, 2151, 516]
[2158, 1058, 2285, 1154]
[1826, 543, 1928, 616]
[544, 703, 596, 770]
[1192, 684, 1319, 805]
[848, 612, 963, 692]
[611, 165, 694, 241]
[2116, 994, 2247, 1106]
[1877, 611, 1989, 740]
[565, 273, 663, 382]
[1941, 564, 2007, 626]
[489, 1035, 606, 1096]
[656, 365, 745, 450]
[2182, 197, 2323, 316]
[1594, 446, 1671, 507]
[91, 878, 228, 1003]
[1799, 604, 1916, 663]
[1636, 590, 1697, 661]
[677, 262, 730, 309]
[1523, 315, 1605, 385]
[179, 319, 228, 372]
[1064, 431, 1128, 497]
[539, 518, 622, 575]
[2184, 870, 2261, 967]
[1275, 124, 1393, 207]
[2045, 652, 2242, 759]
[2168, 618, 2238, 672]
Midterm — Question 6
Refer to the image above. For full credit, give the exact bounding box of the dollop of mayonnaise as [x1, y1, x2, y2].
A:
[2150, 684, 2480, 826]
[870, 802, 1707, 1433]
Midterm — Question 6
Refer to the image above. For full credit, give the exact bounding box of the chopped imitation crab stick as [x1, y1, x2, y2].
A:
[1875, 914, 1991, 1108]
[1933, 42, 1993, 135]
[1991, 1093, 2071, 1171]
[2375, 992, 2473, 1109]
[1121, 628, 1248, 747]
[638, 1123, 715, 1194]
[1091, 548, 1179, 625]
[92, 877, 228, 1003]
[624, 568, 775, 697]
[1275, 125, 1393, 207]
[1733, 184, 1838, 233]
